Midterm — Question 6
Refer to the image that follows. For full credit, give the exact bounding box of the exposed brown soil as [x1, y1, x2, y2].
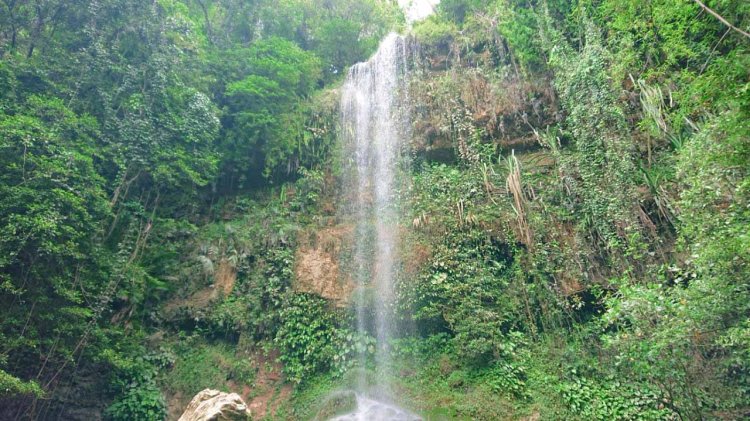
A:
[167, 391, 187, 421]
[244, 350, 293, 420]
[162, 287, 217, 317]
[294, 225, 356, 306]
[401, 239, 432, 279]
[214, 259, 237, 296]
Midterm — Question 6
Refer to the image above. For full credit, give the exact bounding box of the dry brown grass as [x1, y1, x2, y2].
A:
[506, 151, 533, 247]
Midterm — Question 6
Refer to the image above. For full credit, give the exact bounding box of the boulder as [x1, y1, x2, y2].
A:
[178, 389, 251, 421]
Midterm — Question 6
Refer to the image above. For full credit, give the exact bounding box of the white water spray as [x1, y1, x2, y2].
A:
[332, 395, 419, 421]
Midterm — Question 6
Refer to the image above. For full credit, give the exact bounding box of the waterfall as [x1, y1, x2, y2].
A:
[331, 4, 438, 420]
[342, 31, 411, 375]
[333, 32, 417, 421]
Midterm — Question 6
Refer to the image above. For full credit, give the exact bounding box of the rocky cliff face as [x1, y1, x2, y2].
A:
[178, 389, 251, 421]
[294, 225, 356, 306]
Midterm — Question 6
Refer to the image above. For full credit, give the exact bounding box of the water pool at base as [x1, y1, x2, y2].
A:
[330, 395, 420, 421]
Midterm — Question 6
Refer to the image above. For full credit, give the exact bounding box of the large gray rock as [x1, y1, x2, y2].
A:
[178, 389, 251, 421]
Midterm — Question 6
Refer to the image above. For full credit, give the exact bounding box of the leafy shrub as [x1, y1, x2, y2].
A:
[0, 369, 43, 398]
[274, 293, 349, 384]
[105, 382, 166, 421]
[332, 330, 376, 377]
[392, 333, 453, 359]
[557, 373, 675, 420]
[103, 349, 169, 421]
[290, 167, 325, 213]
[483, 361, 528, 400]
[544, 22, 639, 252]
[410, 228, 521, 365]
[413, 16, 458, 48]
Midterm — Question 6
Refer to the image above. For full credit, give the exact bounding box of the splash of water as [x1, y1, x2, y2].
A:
[331, 395, 420, 421]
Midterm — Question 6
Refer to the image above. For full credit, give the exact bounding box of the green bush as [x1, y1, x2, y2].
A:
[274, 293, 348, 384]
[413, 16, 458, 48]
[102, 349, 169, 421]
[557, 373, 674, 420]
[0, 369, 43, 398]
[483, 361, 528, 400]
[105, 382, 166, 421]
[161, 340, 254, 398]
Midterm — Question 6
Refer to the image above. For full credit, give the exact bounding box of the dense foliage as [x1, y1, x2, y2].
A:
[0, 0, 398, 418]
[396, 0, 749, 419]
[0, 0, 748, 420]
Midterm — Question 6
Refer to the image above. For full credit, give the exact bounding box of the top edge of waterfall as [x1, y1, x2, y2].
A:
[343, 1, 439, 79]
[345, 33, 409, 79]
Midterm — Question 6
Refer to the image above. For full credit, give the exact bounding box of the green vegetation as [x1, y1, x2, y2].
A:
[1, 0, 748, 420]
[0, 0, 399, 418]
[395, 0, 749, 419]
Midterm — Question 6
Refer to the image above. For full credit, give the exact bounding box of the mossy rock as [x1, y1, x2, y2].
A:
[313, 390, 357, 421]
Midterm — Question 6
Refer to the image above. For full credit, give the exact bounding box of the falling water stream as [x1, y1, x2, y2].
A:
[331, 2, 438, 420]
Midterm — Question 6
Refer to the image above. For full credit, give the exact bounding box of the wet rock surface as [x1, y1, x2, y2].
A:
[314, 390, 357, 420]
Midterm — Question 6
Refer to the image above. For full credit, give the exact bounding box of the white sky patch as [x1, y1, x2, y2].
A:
[398, 0, 440, 24]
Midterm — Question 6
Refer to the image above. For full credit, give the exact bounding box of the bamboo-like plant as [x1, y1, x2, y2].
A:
[506, 151, 532, 246]
[637, 78, 669, 134]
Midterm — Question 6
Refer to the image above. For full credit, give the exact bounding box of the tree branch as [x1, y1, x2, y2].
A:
[693, 0, 750, 40]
